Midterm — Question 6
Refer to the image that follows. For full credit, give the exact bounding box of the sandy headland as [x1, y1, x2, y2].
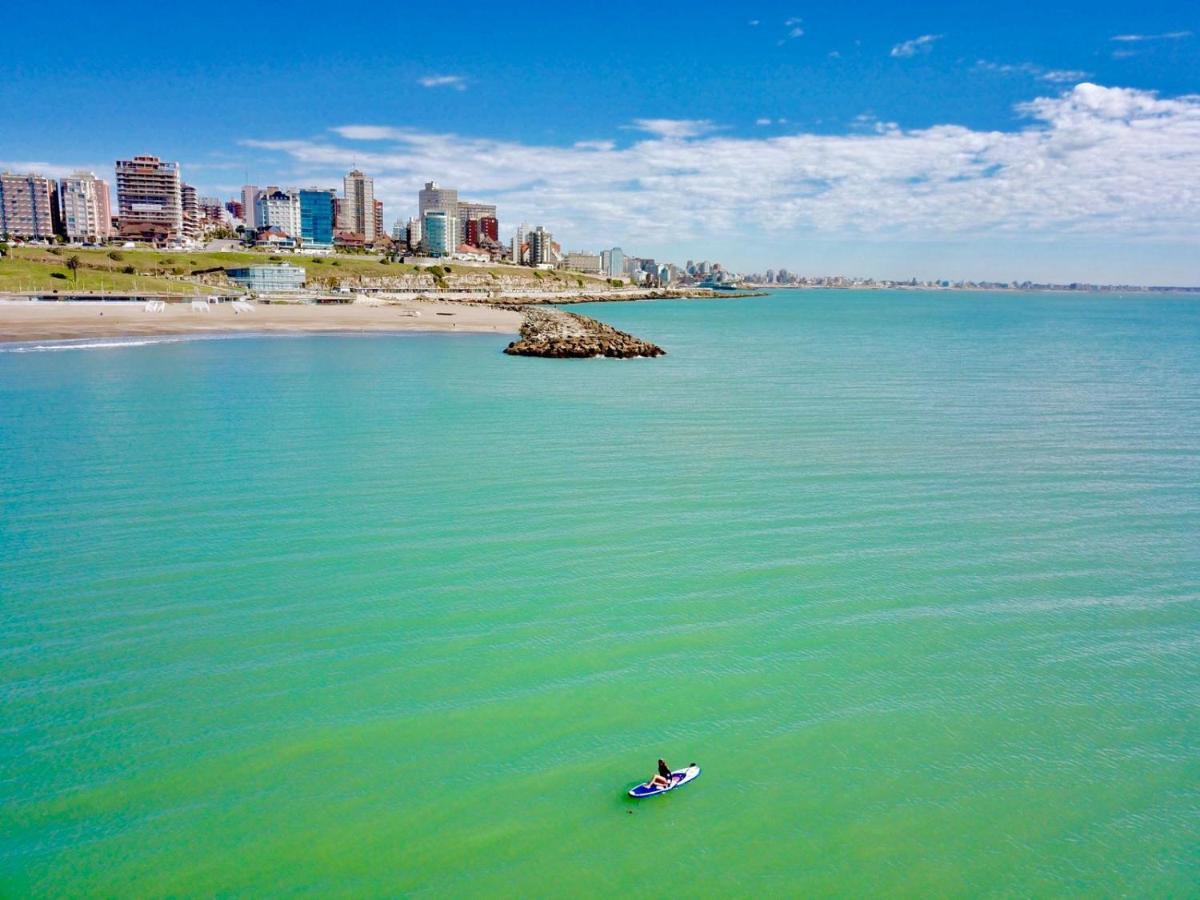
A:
[0, 298, 522, 345]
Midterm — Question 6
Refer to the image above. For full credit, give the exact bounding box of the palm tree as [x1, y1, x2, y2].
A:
[66, 255, 82, 284]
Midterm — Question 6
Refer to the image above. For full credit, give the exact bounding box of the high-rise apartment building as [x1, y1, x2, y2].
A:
[512, 223, 529, 264]
[342, 170, 375, 240]
[528, 226, 554, 266]
[479, 216, 499, 243]
[0, 172, 60, 239]
[58, 171, 112, 242]
[180, 183, 200, 238]
[406, 216, 422, 251]
[421, 210, 455, 257]
[419, 181, 458, 219]
[255, 188, 301, 237]
[456, 200, 497, 243]
[241, 185, 259, 228]
[602, 247, 625, 278]
[115, 155, 182, 238]
[373, 199, 384, 242]
[299, 188, 336, 247]
[198, 197, 224, 226]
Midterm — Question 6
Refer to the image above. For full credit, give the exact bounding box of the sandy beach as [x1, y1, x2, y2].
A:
[0, 299, 522, 344]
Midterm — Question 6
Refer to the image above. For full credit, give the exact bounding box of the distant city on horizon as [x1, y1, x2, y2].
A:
[0, 155, 1196, 293]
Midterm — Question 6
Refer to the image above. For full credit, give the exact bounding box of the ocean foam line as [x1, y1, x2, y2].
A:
[0, 337, 184, 353]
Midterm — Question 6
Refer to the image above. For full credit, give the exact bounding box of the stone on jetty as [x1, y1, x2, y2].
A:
[503, 308, 665, 359]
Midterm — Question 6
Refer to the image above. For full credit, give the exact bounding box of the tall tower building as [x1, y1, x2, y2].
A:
[418, 181, 458, 219]
[180, 183, 200, 238]
[603, 247, 625, 278]
[241, 185, 259, 228]
[342, 170, 375, 240]
[373, 199, 384, 242]
[299, 188, 336, 247]
[59, 172, 112, 242]
[115, 155, 182, 238]
[527, 226, 553, 266]
[0, 172, 59, 239]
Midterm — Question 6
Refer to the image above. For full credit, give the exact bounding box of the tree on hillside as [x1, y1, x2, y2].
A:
[66, 255, 82, 283]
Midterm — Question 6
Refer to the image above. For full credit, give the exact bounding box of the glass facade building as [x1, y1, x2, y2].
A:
[422, 210, 454, 257]
[299, 189, 336, 247]
[226, 264, 307, 292]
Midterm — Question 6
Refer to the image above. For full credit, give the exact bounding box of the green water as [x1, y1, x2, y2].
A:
[2, 291, 1197, 896]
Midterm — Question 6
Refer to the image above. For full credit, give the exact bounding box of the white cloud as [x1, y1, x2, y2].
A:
[976, 60, 1091, 84]
[1110, 31, 1192, 42]
[626, 118, 717, 139]
[334, 125, 411, 141]
[775, 16, 803, 43]
[748, 19, 759, 26]
[755, 118, 773, 126]
[418, 74, 467, 91]
[0, 160, 97, 179]
[240, 84, 1200, 260]
[891, 34, 943, 58]
[1040, 69, 1091, 84]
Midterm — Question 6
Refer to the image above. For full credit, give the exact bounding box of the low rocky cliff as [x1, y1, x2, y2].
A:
[503, 308, 665, 359]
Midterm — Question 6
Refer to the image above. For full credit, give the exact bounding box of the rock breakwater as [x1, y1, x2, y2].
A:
[503, 308, 665, 359]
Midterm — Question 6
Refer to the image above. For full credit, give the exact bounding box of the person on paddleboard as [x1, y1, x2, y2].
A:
[648, 758, 673, 790]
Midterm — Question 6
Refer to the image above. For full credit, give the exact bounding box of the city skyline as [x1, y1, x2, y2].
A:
[3, 1, 1198, 283]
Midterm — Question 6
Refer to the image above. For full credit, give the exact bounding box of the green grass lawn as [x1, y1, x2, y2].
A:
[0, 248, 198, 294]
[0, 246, 615, 294]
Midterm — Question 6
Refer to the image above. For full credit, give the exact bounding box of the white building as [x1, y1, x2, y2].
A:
[59, 171, 112, 243]
[512, 223, 529, 264]
[255, 188, 302, 237]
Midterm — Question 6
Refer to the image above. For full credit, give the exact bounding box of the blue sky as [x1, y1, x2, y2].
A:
[4, 1, 1198, 283]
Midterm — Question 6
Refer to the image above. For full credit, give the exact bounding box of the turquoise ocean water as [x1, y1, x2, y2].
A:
[2, 290, 1198, 895]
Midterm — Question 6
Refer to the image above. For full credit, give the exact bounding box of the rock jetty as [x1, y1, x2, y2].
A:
[503, 308, 665, 359]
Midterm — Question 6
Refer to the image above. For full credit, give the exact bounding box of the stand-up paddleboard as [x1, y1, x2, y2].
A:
[628, 764, 701, 798]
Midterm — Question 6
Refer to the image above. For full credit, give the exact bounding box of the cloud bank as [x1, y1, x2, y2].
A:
[240, 84, 1200, 257]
